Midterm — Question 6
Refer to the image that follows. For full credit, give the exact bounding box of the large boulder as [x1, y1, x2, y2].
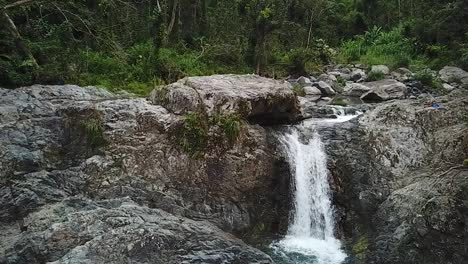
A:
[0, 84, 290, 263]
[370, 65, 390, 75]
[439, 66, 468, 84]
[360, 79, 407, 102]
[344, 83, 372, 97]
[149, 74, 300, 125]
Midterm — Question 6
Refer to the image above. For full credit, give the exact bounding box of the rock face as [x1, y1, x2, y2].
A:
[439, 66, 468, 84]
[0, 84, 291, 263]
[322, 90, 468, 264]
[149, 74, 300, 125]
[360, 79, 407, 101]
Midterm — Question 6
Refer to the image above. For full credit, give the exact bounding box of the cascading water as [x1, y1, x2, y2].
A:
[271, 108, 360, 264]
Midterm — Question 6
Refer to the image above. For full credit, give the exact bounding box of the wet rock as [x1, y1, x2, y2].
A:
[149, 74, 300, 125]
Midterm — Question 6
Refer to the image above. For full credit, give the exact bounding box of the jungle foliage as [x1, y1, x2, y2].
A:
[1, 0, 467, 93]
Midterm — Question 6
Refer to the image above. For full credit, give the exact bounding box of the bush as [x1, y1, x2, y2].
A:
[80, 118, 106, 148]
[339, 26, 419, 69]
[413, 69, 444, 91]
[291, 83, 306, 96]
[176, 112, 242, 155]
[367, 70, 385, 81]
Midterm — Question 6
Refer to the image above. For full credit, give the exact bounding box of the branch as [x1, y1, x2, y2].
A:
[3, 0, 38, 10]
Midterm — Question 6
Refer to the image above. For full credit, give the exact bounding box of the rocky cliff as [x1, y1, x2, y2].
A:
[0, 76, 296, 263]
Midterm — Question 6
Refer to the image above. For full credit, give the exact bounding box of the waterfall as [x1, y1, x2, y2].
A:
[271, 109, 361, 264]
[281, 130, 335, 239]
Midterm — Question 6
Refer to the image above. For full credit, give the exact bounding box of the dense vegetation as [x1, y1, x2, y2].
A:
[1, 0, 467, 94]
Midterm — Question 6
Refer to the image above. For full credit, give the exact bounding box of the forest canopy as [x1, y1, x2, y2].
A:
[1, 0, 467, 94]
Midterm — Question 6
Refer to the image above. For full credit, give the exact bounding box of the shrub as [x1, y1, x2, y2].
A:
[339, 26, 419, 69]
[367, 71, 385, 81]
[176, 112, 242, 155]
[177, 112, 208, 154]
[413, 69, 444, 91]
[80, 118, 106, 148]
[213, 114, 242, 144]
[291, 83, 306, 96]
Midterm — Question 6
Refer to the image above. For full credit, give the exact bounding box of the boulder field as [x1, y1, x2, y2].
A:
[1, 71, 467, 264]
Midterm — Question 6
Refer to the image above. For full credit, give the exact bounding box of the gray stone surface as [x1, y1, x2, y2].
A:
[0, 84, 290, 264]
[360, 79, 407, 101]
[149, 74, 300, 125]
[323, 91, 468, 264]
[439, 66, 468, 84]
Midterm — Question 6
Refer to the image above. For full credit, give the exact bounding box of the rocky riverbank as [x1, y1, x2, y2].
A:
[1, 66, 467, 263]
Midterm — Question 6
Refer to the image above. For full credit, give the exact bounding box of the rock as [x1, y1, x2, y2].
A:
[309, 76, 318, 82]
[442, 83, 455, 91]
[328, 74, 338, 82]
[1, 197, 273, 264]
[325, 92, 468, 264]
[0, 84, 290, 263]
[298, 76, 312, 86]
[371, 65, 390, 75]
[391, 68, 413, 82]
[439, 66, 468, 84]
[316, 81, 336, 95]
[318, 73, 329, 82]
[149, 74, 300, 125]
[344, 83, 372, 97]
[303, 86, 322, 96]
[351, 69, 367, 82]
[360, 79, 407, 102]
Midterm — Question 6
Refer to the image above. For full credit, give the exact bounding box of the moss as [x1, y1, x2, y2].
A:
[352, 234, 369, 263]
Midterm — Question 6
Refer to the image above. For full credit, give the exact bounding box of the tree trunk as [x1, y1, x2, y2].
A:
[0, 10, 38, 69]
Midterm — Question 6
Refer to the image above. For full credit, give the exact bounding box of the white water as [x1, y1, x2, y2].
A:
[271, 108, 360, 264]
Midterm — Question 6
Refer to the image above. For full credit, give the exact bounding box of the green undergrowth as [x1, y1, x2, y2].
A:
[366, 70, 385, 81]
[412, 69, 444, 92]
[338, 26, 424, 70]
[175, 112, 242, 156]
